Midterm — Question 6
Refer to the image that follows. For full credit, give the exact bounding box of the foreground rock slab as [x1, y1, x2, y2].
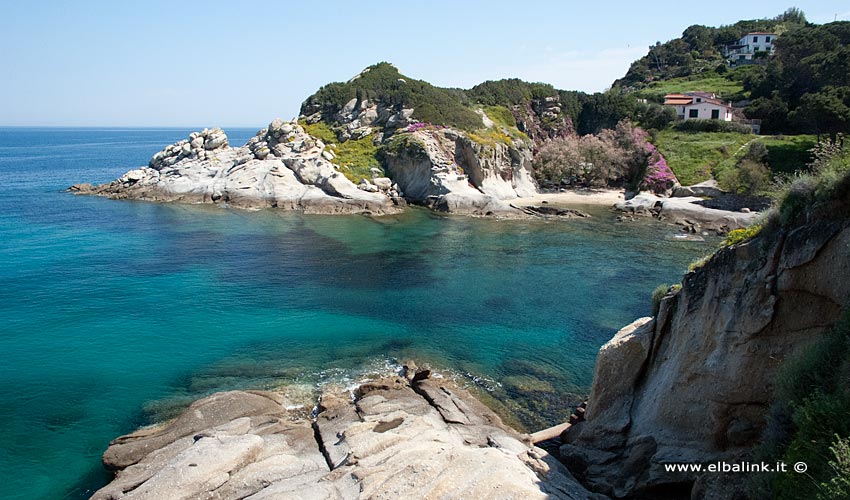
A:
[93, 376, 602, 499]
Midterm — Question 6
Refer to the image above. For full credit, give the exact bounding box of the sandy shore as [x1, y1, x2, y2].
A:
[514, 189, 625, 207]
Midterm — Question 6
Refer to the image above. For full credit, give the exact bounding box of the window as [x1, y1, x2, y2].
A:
[689, 109, 699, 118]
[696, 98, 702, 102]
[766, 36, 771, 42]
[711, 109, 720, 120]
[739, 55, 746, 60]
[753, 36, 758, 43]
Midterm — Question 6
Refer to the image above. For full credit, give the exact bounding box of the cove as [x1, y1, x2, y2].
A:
[0, 128, 711, 499]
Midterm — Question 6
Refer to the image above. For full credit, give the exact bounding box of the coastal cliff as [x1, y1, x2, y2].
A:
[562, 183, 850, 497]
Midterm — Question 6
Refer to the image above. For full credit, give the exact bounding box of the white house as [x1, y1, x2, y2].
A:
[664, 92, 733, 121]
[725, 32, 778, 63]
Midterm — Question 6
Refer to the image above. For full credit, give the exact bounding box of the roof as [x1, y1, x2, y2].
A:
[745, 32, 777, 36]
[663, 93, 732, 108]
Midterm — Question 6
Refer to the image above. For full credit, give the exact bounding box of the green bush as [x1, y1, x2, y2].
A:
[819, 436, 850, 499]
[674, 120, 754, 134]
[758, 307, 850, 499]
[483, 105, 517, 128]
[722, 224, 764, 246]
[301, 62, 483, 130]
[651, 284, 670, 316]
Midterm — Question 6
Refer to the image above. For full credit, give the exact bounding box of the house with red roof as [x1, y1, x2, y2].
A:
[663, 92, 733, 121]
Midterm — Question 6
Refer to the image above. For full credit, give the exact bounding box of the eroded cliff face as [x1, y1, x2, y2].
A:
[562, 218, 850, 498]
[70, 119, 400, 215]
[381, 128, 537, 216]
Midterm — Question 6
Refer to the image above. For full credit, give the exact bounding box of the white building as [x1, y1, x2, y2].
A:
[664, 92, 733, 121]
[725, 32, 778, 63]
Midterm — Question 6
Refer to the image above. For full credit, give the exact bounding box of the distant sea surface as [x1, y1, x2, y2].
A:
[0, 127, 711, 499]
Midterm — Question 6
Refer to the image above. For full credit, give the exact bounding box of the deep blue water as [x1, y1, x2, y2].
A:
[0, 127, 712, 499]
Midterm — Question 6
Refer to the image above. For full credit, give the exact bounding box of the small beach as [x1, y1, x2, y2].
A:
[514, 189, 625, 207]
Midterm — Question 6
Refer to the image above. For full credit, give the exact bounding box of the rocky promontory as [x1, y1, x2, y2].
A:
[92, 373, 600, 499]
[70, 120, 401, 215]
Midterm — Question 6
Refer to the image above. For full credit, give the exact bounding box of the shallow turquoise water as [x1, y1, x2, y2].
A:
[0, 128, 712, 499]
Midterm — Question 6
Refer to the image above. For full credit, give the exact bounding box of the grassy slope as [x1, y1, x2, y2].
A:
[654, 130, 817, 186]
[654, 130, 752, 185]
[635, 66, 757, 102]
[301, 121, 382, 183]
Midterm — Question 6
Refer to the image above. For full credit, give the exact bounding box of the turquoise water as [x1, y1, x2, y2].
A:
[0, 128, 712, 499]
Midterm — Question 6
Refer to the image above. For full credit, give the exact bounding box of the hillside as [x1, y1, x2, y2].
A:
[615, 8, 806, 94]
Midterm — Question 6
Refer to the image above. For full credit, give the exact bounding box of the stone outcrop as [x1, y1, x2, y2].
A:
[92, 375, 601, 500]
[561, 217, 850, 498]
[513, 95, 576, 145]
[381, 128, 537, 216]
[614, 192, 759, 233]
[69, 120, 399, 215]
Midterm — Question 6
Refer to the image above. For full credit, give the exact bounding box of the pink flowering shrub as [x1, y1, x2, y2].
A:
[642, 144, 678, 193]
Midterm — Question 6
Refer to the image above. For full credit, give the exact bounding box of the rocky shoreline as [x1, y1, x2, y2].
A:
[69, 121, 762, 230]
[92, 369, 600, 500]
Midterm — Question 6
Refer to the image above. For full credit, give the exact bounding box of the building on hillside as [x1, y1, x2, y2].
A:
[663, 92, 733, 121]
[725, 32, 778, 64]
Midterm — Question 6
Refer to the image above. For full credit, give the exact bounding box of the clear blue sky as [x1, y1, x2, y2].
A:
[1, 1, 848, 127]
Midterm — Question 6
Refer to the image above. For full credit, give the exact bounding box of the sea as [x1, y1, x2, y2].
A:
[0, 127, 712, 499]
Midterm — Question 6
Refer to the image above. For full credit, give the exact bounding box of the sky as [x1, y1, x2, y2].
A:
[1, 1, 848, 127]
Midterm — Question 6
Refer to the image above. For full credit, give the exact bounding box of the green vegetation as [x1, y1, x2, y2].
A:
[301, 121, 337, 144]
[653, 129, 817, 190]
[332, 136, 381, 183]
[773, 138, 850, 225]
[381, 133, 428, 159]
[302, 62, 483, 130]
[722, 224, 764, 246]
[616, 8, 806, 89]
[653, 130, 752, 185]
[760, 135, 817, 175]
[754, 306, 850, 499]
[672, 120, 753, 134]
[651, 284, 669, 316]
[467, 128, 514, 147]
[482, 105, 517, 128]
[634, 66, 755, 102]
[746, 22, 850, 137]
[299, 120, 381, 183]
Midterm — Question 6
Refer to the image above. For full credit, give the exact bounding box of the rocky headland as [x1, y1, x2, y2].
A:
[70, 121, 401, 215]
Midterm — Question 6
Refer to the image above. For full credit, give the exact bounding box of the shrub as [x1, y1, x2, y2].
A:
[722, 224, 763, 246]
[482, 105, 517, 128]
[775, 137, 850, 224]
[651, 284, 670, 316]
[674, 120, 754, 134]
[758, 306, 850, 499]
[333, 135, 381, 182]
[819, 436, 850, 499]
